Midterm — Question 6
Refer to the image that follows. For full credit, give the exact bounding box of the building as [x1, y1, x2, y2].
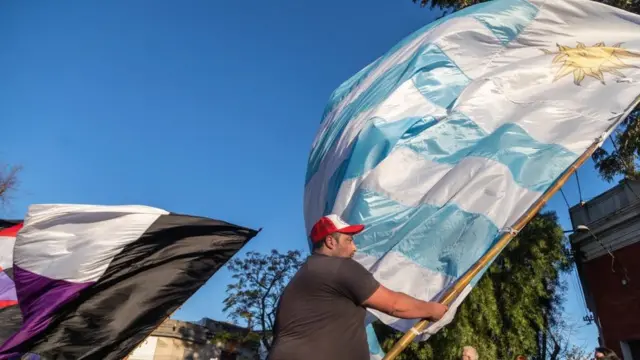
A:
[126, 318, 260, 360]
[569, 179, 640, 359]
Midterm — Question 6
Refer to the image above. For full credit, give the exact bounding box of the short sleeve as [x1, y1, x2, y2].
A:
[335, 259, 380, 305]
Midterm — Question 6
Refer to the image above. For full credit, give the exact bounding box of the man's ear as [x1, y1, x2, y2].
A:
[324, 234, 337, 249]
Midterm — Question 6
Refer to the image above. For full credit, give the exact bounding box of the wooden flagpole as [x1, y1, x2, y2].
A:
[381, 137, 605, 360]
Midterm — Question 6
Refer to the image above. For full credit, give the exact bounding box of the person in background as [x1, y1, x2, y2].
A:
[267, 214, 449, 360]
[594, 347, 620, 360]
[461, 346, 478, 360]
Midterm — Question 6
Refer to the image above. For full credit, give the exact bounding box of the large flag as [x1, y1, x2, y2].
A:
[0, 221, 23, 345]
[303, 0, 640, 353]
[0, 204, 258, 360]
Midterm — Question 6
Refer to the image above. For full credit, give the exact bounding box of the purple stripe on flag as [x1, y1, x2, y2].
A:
[0, 266, 93, 357]
[0, 271, 16, 302]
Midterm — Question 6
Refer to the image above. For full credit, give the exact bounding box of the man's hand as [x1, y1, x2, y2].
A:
[426, 302, 448, 321]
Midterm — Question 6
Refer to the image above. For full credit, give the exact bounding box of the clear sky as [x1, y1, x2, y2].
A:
[1, 0, 616, 353]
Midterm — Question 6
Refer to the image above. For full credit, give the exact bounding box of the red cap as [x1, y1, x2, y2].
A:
[309, 214, 365, 244]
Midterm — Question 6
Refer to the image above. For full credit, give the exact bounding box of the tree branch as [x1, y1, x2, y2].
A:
[0, 165, 21, 204]
[549, 331, 562, 360]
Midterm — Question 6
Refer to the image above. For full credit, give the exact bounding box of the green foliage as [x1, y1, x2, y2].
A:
[375, 212, 576, 360]
[591, 0, 640, 13]
[223, 249, 304, 350]
[411, 0, 639, 14]
[411, 0, 481, 13]
[210, 329, 261, 348]
[592, 108, 640, 182]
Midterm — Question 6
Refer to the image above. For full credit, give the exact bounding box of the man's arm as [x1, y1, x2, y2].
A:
[362, 284, 448, 321]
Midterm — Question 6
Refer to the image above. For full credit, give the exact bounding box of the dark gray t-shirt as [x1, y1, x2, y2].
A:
[267, 254, 380, 360]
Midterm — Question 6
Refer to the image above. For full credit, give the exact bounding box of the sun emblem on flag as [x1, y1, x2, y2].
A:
[541, 42, 640, 85]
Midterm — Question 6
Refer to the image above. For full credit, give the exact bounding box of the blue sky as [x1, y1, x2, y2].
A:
[0, 0, 615, 352]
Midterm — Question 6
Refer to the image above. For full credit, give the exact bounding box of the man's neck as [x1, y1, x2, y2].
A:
[313, 248, 333, 257]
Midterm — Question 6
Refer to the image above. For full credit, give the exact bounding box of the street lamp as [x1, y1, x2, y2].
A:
[575, 225, 590, 233]
[563, 225, 591, 234]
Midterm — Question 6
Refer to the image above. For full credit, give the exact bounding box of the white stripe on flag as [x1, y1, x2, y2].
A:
[14, 204, 168, 282]
[332, 147, 539, 230]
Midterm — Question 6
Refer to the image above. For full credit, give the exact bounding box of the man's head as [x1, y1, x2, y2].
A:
[462, 346, 478, 360]
[310, 215, 364, 258]
[595, 347, 619, 360]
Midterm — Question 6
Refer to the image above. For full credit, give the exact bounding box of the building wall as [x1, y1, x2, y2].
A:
[125, 318, 258, 360]
[153, 337, 220, 360]
[581, 240, 640, 356]
[128, 336, 158, 360]
[569, 181, 640, 227]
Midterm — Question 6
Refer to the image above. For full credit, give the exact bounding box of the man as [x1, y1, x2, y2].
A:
[267, 215, 448, 360]
[462, 346, 479, 360]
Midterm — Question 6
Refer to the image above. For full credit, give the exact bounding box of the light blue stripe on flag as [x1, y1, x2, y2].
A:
[344, 189, 500, 279]
[412, 45, 469, 110]
[306, 61, 415, 184]
[324, 112, 577, 223]
[400, 113, 578, 193]
[322, 58, 383, 122]
[380, 0, 537, 59]
[471, 0, 539, 45]
[343, 117, 427, 180]
[366, 324, 385, 360]
[306, 43, 469, 186]
[322, 117, 437, 217]
[306, 42, 467, 185]
[307, 0, 539, 185]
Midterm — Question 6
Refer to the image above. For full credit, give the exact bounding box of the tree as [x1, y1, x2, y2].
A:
[564, 346, 591, 360]
[411, 0, 639, 14]
[409, 0, 640, 182]
[411, 0, 479, 12]
[0, 164, 21, 205]
[223, 249, 304, 351]
[374, 211, 576, 359]
[592, 107, 640, 182]
[537, 318, 594, 360]
[210, 329, 262, 356]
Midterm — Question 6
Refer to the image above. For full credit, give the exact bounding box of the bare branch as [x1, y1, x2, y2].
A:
[0, 164, 22, 204]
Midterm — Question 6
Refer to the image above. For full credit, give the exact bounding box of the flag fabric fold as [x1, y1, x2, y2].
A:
[0, 204, 258, 360]
[303, 0, 640, 355]
[0, 221, 23, 346]
[0, 221, 21, 309]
